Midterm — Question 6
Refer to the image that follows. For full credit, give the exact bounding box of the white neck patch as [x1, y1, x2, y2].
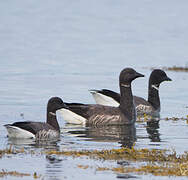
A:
[121, 84, 130, 88]
[151, 84, 159, 91]
[49, 112, 56, 116]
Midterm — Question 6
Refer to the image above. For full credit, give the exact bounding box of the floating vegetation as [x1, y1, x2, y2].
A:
[77, 165, 89, 169]
[0, 169, 30, 178]
[137, 115, 188, 123]
[0, 169, 41, 178]
[0, 146, 25, 158]
[45, 147, 188, 163]
[77, 162, 188, 176]
[163, 66, 188, 72]
[33, 172, 42, 179]
[96, 162, 188, 176]
[150, 66, 188, 72]
[45, 147, 188, 176]
[2, 145, 188, 176]
[165, 115, 188, 122]
[0, 147, 42, 178]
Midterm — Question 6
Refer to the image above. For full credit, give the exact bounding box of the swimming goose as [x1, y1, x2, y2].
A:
[89, 69, 172, 116]
[4, 97, 64, 139]
[60, 68, 144, 126]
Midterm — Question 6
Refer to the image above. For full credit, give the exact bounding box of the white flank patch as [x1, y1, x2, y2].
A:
[59, 108, 86, 125]
[90, 91, 119, 107]
[5, 125, 35, 139]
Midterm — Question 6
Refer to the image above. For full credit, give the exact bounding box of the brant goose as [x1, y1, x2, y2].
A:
[60, 68, 144, 126]
[89, 69, 172, 116]
[4, 97, 64, 139]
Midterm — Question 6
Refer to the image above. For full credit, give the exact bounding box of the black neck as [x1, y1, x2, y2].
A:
[119, 83, 135, 123]
[47, 110, 60, 132]
[148, 83, 160, 110]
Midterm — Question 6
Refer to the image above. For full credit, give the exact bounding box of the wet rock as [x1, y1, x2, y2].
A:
[117, 174, 137, 179]
[117, 161, 130, 166]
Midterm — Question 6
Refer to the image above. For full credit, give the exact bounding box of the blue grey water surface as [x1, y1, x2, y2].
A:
[0, 0, 188, 179]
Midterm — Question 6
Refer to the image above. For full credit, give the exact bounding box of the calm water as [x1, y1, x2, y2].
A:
[0, 0, 188, 179]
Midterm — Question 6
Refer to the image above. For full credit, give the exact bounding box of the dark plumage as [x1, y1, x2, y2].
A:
[4, 97, 64, 139]
[90, 69, 172, 116]
[60, 68, 144, 126]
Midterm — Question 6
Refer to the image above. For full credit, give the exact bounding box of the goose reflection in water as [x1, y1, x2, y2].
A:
[67, 124, 136, 148]
[45, 153, 63, 180]
[146, 119, 160, 142]
[7, 137, 60, 150]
